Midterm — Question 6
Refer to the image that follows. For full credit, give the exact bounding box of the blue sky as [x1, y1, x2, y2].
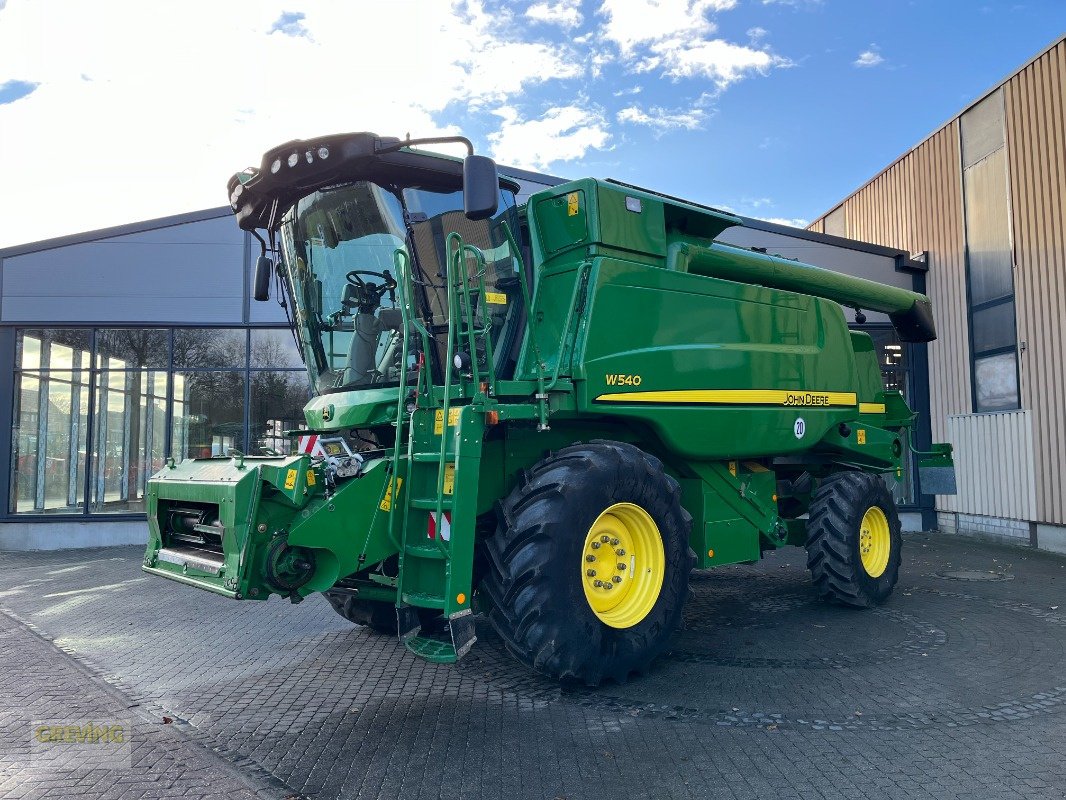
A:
[0, 1, 1063, 247]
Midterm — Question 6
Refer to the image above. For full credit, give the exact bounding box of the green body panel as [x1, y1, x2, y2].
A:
[286, 458, 399, 592]
[144, 153, 954, 664]
[304, 387, 397, 430]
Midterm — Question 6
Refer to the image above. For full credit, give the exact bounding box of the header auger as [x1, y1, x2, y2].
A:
[142, 132, 954, 684]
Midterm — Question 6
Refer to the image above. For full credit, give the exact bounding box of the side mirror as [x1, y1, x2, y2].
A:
[253, 255, 273, 301]
[463, 154, 499, 221]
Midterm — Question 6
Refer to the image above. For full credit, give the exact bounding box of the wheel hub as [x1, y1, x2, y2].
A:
[859, 506, 890, 578]
[580, 503, 665, 628]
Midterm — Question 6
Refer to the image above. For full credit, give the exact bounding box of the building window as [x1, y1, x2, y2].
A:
[960, 89, 1019, 412]
[6, 326, 308, 519]
[10, 330, 92, 515]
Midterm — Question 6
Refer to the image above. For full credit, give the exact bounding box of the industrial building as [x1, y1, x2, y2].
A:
[808, 34, 1066, 553]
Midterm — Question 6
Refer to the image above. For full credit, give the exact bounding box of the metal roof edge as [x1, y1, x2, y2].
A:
[739, 215, 926, 273]
[499, 166, 567, 186]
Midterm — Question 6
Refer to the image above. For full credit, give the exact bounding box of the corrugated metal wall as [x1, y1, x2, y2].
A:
[946, 411, 1036, 520]
[808, 37, 1065, 524]
[1004, 41, 1066, 524]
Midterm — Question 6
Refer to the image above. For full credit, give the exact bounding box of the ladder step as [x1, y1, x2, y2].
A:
[404, 636, 459, 664]
[405, 544, 448, 561]
[402, 611, 477, 663]
[409, 498, 453, 510]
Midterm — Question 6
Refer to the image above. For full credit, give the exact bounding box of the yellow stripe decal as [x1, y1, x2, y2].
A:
[859, 402, 886, 414]
[594, 389, 858, 407]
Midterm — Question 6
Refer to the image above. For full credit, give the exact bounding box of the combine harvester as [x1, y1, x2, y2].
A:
[143, 133, 954, 684]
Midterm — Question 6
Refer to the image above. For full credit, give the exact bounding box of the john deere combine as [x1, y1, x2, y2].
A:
[143, 132, 954, 684]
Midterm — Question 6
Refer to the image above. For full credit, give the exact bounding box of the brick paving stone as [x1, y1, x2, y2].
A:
[0, 609, 289, 800]
[0, 533, 1064, 799]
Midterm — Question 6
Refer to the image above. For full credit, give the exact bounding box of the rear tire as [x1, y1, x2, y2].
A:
[805, 471, 902, 608]
[482, 440, 694, 685]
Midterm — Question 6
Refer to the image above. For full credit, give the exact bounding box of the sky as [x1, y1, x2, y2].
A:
[0, 0, 1064, 249]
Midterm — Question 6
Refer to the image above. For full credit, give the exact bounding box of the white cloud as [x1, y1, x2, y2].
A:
[598, 0, 735, 55]
[488, 104, 610, 170]
[650, 38, 790, 87]
[0, 0, 585, 247]
[854, 48, 885, 68]
[597, 0, 789, 89]
[525, 0, 583, 29]
[617, 104, 705, 132]
[0, 0, 797, 248]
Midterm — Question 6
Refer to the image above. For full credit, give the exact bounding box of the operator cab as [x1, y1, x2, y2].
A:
[231, 133, 525, 397]
[277, 179, 523, 395]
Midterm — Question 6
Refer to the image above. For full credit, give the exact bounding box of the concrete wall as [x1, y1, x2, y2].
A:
[0, 520, 147, 551]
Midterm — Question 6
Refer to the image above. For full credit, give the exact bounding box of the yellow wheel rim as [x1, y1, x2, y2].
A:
[859, 506, 891, 578]
[580, 502, 665, 629]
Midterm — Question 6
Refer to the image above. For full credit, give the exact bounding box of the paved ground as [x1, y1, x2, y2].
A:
[0, 532, 1064, 800]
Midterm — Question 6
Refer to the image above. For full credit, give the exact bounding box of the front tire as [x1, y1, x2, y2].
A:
[322, 593, 396, 634]
[482, 441, 694, 685]
[805, 471, 902, 607]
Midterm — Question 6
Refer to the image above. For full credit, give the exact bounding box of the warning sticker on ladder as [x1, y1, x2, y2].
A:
[428, 512, 451, 541]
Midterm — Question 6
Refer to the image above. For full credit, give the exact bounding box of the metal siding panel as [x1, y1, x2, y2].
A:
[1005, 41, 1066, 523]
[824, 207, 846, 237]
[947, 411, 1034, 519]
[0, 216, 244, 324]
[961, 89, 1007, 167]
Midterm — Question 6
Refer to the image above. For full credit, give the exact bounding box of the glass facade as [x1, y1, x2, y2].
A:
[7, 327, 307, 517]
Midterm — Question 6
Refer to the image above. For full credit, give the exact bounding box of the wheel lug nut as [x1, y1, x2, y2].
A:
[591, 541, 601, 549]
[617, 563, 626, 571]
[600, 535, 610, 543]
[594, 579, 604, 587]
[610, 538, 620, 546]
[603, 582, 613, 590]
[616, 548, 625, 556]
[612, 575, 622, 584]
[587, 569, 597, 577]
[585, 554, 596, 562]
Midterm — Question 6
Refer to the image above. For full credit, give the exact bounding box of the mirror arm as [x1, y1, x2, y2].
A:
[375, 135, 474, 156]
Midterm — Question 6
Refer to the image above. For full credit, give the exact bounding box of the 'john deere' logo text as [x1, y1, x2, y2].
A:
[784, 392, 831, 407]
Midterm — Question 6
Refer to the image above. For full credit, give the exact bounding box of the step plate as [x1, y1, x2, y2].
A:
[400, 609, 477, 664]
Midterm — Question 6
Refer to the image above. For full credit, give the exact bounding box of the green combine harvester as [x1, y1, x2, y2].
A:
[143, 132, 954, 684]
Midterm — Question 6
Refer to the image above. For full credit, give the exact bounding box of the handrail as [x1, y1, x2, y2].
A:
[453, 240, 483, 388]
[544, 260, 591, 394]
[499, 222, 549, 429]
[426, 233, 465, 555]
[388, 248, 416, 552]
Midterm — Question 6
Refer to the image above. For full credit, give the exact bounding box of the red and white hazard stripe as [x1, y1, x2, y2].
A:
[297, 435, 323, 457]
[427, 511, 451, 541]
